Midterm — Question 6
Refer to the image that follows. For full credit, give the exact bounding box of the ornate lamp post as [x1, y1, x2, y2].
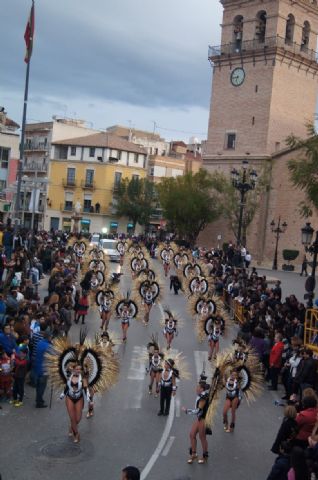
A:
[301, 222, 318, 308]
[270, 217, 287, 270]
[231, 160, 258, 246]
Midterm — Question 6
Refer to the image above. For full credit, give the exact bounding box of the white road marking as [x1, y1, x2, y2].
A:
[127, 345, 148, 380]
[161, 436, 175, 457]
[194, 350, 213, 379]
[140, 397, 175, 480]
[124, 380, 144, 410]
[175, 397, 181, 418]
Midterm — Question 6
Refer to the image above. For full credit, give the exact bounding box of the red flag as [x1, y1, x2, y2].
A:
[24, 1, 35, 63]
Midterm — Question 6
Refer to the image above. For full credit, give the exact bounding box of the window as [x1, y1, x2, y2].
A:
[114, 172, 122, 190]
[252, 116, 255, 125]
[285, 14, 295, 44]
[255, 11, 266, 43]
[134, 153, 138, 163]
[0, 147, 9, 169]
[233, 15, 243, 52]
[132, 174, 139, 181]
[59, 146, 68, 160]
[301, 21, 311, 51]
[89, 147, 95, 157]
[118, 151, 122, 160]
[85, 169, 94, 186]
[83, 196, 92, 213]
[226, 133, 236, 150]
[70, 146, 76, 156]
[67, 167, 76, 185]
[150, 167, 154, 176]
[64, 191, 73, 211]
[255, 85, 258, 93]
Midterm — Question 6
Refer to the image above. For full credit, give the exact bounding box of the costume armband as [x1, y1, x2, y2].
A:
[172, 386, 177, 391]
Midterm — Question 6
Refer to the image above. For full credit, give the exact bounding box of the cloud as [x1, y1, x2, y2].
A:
[0, 0, 222, 140]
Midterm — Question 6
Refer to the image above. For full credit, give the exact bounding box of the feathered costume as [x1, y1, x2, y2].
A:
[204, 340, 263, 428]
[45, 328, 119, 396]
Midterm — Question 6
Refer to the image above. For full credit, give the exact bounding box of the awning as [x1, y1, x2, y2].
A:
[81, 219, 91, 225]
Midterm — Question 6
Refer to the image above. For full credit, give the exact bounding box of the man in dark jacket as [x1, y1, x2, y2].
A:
[35, 331, 52, 408]
[295, 348, 317, 393]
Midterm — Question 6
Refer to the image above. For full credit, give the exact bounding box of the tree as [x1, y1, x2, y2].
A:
[115, 177, 156, 231]
[287, 123, 318, 217]
[212, 167, 270, 244]
[157, 169, 222, 245]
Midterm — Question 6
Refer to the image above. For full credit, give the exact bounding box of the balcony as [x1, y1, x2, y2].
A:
[62, 179, 77, 188]
[22, 162, 48, 173]
[24, 142, 49, 152]
[81, 180, 95, 190]
[60, 203, 108, 215]
[150, 208, 163, 220]
[208, 35, 318, 63]
[60, 203, 74, 212]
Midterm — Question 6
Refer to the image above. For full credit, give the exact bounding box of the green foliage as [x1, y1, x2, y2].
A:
[157, 169, 222, 245]
[115, 177, 156, 230]
[282, 249, 299, 262]
[287, 123, 318, 217]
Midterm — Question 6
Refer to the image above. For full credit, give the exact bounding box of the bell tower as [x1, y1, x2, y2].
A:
[204, 0, 318, 162]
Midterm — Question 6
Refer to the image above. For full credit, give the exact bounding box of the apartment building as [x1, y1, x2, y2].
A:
[45, 132, 147, 234]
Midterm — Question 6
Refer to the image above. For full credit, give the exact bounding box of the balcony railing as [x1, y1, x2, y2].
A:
[208, 35, 318, 63]
[60, 203, 108, 215]
[62, 179, 77, 188]
[22, 162, 48, 173]
[24, 142, 49, 151]
[81, 180, 95, 189]
[61, 203, 73, 212]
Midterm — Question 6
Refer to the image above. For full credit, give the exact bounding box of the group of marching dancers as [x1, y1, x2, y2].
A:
[44, 237, 263, 464]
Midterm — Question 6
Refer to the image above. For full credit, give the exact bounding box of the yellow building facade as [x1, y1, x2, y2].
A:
[45, 132, 147, 234]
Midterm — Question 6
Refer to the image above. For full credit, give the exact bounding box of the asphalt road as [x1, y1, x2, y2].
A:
[0, 261, 302, 480]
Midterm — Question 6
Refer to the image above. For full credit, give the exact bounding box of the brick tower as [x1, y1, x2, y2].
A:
[202, 0, 318, 263]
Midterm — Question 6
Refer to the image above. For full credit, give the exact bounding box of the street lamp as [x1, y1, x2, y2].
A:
[270, 217, 287, 270]
[231, 160, 258, 246]
[301, 222, 318, 308]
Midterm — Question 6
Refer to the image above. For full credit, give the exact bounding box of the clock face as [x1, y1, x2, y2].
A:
[231, 67, 245, 87]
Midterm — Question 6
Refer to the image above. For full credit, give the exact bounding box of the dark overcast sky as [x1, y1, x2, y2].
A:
[1, 0, 223, 141]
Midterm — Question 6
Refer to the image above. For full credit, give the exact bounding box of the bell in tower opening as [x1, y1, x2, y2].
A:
[233, 15, 243, 52]
[255, 11, 266, 43]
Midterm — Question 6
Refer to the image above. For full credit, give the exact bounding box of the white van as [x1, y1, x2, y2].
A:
[99, 238, 120, 262]
[90, 233, 100, 247]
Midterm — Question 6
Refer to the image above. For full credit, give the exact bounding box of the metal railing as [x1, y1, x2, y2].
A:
[304, 309, 318, 354]
[60, 203, 73, 212]
[223, 289, 247, 324]
[80, 180, 95, 189]
[24, 141, 49, 151]
[62, 178, 77, 188]
[209, 35, 318, 63]
[22, 162, 48, 172]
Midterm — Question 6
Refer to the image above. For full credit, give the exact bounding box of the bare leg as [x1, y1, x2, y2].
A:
[188, 421, 199, 463]
[223, 399, 231, 430]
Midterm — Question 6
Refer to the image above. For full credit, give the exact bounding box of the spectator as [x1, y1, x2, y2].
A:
[267, 441, 291, 480]
[35, 331, 52, 408]
[121, 466, 140, 480]
[12, 345, 28, 407]
[294, 396, 318, 449]
[269, 333, 284, 391]
[294, 348, 317, 393]
[0, 323, 17, 356]
[287, 446, 310, 480]
[0, 346, 12, 401]
[271, 405, 298, 454]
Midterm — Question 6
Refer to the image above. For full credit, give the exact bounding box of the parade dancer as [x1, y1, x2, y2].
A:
[163, 309, 178, 350]
[182, 373, 210, 464]
[158, 359, 178, 416]
[207, 317, 224, 361]
[201, 340, 263, 440]
[223, 370, 242, 432]
[45, 330, 119, 443]
[136, 279, 161, 325]
[115, 293, 139, 342]
[147, 335, 164, 397]
[96, 288, 117, 331]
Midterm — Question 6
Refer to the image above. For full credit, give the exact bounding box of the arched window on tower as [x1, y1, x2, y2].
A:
[233, 15, 243, 52]
[255, 11, 267, 43]
[285, 14, 295, 44]
[301, 21, 311, 52]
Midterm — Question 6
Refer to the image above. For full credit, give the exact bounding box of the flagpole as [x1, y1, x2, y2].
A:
[14, 0, 34, 232]
[14, 59, 31, 231]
